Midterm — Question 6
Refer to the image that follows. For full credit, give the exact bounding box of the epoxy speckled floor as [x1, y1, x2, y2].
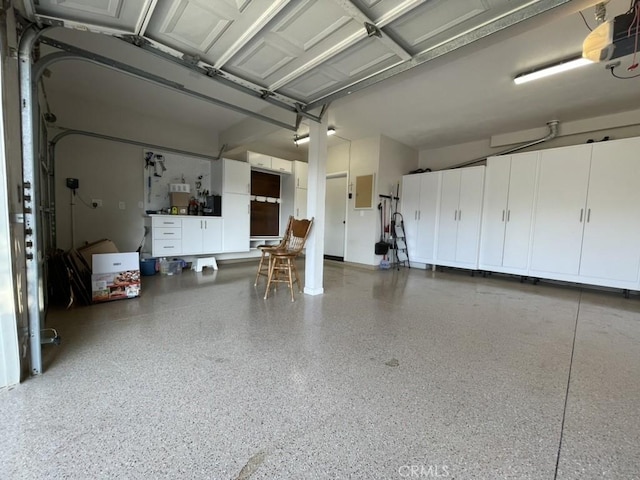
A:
[1, 262, 639, 479]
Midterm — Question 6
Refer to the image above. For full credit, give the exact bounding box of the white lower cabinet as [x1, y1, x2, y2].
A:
[434, 166, 485, 268]
[147, 216, 222, 257]
[479, 152, 537, 274]
[181, 217, 222, 255]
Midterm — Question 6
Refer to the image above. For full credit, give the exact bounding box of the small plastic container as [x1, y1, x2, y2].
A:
[159, 259, 183, 275]
[140, 258, 157, 276]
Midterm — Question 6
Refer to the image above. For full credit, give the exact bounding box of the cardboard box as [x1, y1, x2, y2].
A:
[170, 192, 190, 207]
[77, 239, 119, 269]
[91, 252, 140, 303]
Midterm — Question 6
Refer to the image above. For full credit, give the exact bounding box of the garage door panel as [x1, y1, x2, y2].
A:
[33, 0, 149, 31]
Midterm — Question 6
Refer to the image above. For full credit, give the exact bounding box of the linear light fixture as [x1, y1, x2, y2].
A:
[294, 128, 336, 145]
[514, 56, 592, 85]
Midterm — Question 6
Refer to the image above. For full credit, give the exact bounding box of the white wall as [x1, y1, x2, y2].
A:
[52, 94, 218, 252]
[326, 135, 417, 267]
[419, 112, 640, 171]
[378, 134, 419, 208]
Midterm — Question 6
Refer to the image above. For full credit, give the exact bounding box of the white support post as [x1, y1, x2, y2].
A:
[304, 114, 328, 296]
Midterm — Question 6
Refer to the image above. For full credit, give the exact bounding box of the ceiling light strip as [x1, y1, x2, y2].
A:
[514, 57, 592, 84]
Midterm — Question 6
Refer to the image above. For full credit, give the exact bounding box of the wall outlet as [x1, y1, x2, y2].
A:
[91, 199, 102, 208]
[119, 201, 126, 210]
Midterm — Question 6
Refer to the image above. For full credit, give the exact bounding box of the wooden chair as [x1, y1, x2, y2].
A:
[254, 215, 293, 286]
[264, 217, 314, 302]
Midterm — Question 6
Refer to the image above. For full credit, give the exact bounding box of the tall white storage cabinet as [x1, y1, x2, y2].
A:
[435, 166, 485, 269]
[400, 171, 441, 265]
[527, 137, 640, 289]
[212, 159, 250, 253]
[529, 145, 592, 276]
[479, 152, 538, 274]
[578, 138, 640, 285]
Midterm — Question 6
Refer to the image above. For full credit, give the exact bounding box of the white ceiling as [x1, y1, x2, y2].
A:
[21, 0, 640, 157]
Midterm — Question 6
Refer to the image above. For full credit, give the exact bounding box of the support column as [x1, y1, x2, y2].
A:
[304, 114, 328, 296]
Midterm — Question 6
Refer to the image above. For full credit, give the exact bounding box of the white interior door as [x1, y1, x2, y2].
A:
[325, 175, 347, 258]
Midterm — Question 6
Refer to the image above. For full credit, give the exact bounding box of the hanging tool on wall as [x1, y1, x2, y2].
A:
[145, 151, 154, 203]
[154, 154, 166, 177]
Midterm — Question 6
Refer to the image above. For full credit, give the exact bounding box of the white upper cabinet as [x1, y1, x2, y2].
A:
[245, 151, 292, 174]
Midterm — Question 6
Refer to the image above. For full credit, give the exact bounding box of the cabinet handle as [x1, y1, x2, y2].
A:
[205, 220, 208, 229]
[415, 211, 418, 220]
[579, 208, 584, 223]
[458, 210, 462, 221]
[507, 210, 510, 222]
[502, 210, 505, 222]
[297, 178, 299, 187]
[164, 246, 174, 249]
[454, 210, 457, 221]
[418, 210, 421, 220]
[296, 208, 299, 216]
[587, 208, 591, 223]
[200, 220, 203, 229]
[164, 232, 174, 235]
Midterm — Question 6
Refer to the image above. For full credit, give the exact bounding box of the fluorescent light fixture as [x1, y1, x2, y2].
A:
[294, 127, 336, 145]
[514, 56, 592, 85]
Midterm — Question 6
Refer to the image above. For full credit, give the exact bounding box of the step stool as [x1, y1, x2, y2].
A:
[192, 256, 218, 272]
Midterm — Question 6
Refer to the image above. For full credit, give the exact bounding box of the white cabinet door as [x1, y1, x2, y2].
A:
[580, 138, 640, 283]
[223, 192, 250, 252]
[479, 156, 511, 269]
[530, 145, 591, 276]
[414, 172, 440, 263]
[294, 187, 307, 218]
[201, 217, 223, 253]
[181, 218, 203, 254]
[224, 159, 250, 194]
[455, 167, 485, 266]
[401, 174, 421, 262]
[436, 170, 461, 263]
[502, 153, 538, 271]
[295, 161, 308, 189]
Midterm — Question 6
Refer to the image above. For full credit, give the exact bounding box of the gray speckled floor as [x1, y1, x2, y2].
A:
[1, 262, 639, 479]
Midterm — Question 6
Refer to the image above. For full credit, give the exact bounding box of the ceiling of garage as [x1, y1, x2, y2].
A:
[18, 0, 640, 158]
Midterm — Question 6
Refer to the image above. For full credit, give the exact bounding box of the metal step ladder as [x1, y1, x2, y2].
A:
[391, 212, 410, 269]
